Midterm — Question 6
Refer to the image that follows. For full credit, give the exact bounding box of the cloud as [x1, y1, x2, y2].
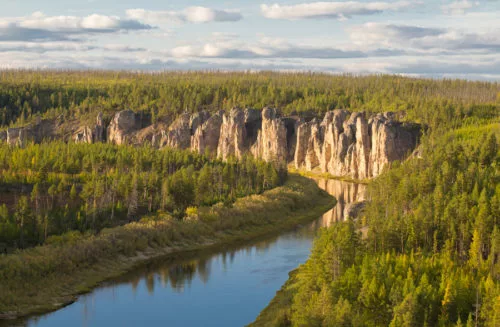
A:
[0, 41, 148, 54]
[0, 41, 98, 53]
[390, 58, 500, 76]
[0, 12, 152, 42]
[349, 23, 445, 47]
[126, 7, 242, 24]
[102, 44, 147, 52]
[165, 37, 400, 59]
[441, 0, 479, 15]
[349, 23, 500, 53]
[260, 1, 415, 20]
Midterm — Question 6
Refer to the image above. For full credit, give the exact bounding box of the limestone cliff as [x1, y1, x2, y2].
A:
[251, 108, 288, 163]
[160, 113, 192, 149]
[217, 108, 261, 160]
[107, 110, 140, 145]
[191, 110, 224, 154]
[294, 110, 419, 179]
[2, 108, 420, 179]
[6, 117, 57, 146]
[74, 113, 106, 144]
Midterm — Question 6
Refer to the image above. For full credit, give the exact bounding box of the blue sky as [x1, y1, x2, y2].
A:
[1, 0, 499, 80]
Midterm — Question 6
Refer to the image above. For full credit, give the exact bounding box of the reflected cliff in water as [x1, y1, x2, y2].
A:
[19, 179, 366, 327]
[315, 179, 367, 227]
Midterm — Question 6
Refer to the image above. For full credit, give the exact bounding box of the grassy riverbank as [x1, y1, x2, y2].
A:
[0, 174, 335, 320]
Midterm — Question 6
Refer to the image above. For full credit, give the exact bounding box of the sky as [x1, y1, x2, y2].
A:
[0, 0, 499, 80]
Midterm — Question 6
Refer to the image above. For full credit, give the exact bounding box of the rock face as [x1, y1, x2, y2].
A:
[94, 112, 106, 142]
[2, 108, 420, 179]
[369, 113, 420, 177]
[160, 111, 213, 150]
[161, 113, 192, 149]
[5, 117, 57, 146]
[7, 127, 28, 146]
[74, 113, 104, 144]
[74, 126, 93, 144]
[191, 111, 224, 154]
[107, 110, 139, 145]
[251, 107, 289, 163]
[294, 110, 419, 179]
[217, 108, 261, 160]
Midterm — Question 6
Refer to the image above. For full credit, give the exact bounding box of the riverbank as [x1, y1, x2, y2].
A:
[249, 269, 299, 327]
[0, 174, 335, 321]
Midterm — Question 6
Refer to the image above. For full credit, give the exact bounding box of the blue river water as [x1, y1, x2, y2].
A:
[19, 179, 365, 327]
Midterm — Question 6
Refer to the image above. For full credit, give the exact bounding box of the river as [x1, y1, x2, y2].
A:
[18, 179, 366, 327]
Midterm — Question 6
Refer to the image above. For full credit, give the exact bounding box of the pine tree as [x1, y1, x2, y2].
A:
[479, 133, 497, 166]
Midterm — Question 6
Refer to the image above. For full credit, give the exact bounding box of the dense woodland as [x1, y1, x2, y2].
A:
[278, 128, 499, 327]
[0, 142, 283, 249]
[252, 81, 499, 326]
[0, 71, 498, 131]
[0, 71, 499, 325]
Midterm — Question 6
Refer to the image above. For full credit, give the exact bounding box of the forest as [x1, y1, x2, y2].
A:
[0, 71, 499, 325]
[251, 80, 499, 326]
[0, 142, 283, 250]
[0, 71, 498, 132]
[266, 131, 500, 327]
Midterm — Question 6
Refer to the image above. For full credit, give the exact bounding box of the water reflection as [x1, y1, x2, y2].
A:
[316, 179, 367, 227]
[16, 178, 365, 327]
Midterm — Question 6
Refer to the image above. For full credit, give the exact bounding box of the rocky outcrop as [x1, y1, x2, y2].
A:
[160, 111, 212, 150]
[191, 111, 224, 154]
[5, 117, 57, 146]
[161, 113, 191, 149]
[74, 113, 104, 144]
[7, 127, 28, 146]
[94, 112, 105, 142]
[295, 110, 419, 179]
[217, 108, 261, 160]
[107, 110, 139, 145]
[369, 113, 420, 177]
[74, 126, 93, 144]
[251, 108, 289, 163]
[2, 108, 420, 179]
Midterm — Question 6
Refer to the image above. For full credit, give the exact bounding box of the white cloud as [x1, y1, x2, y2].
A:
[390, 56, 500, 76]
[164, 37, 404, 60]
[260, 1, 415, 20]
[126, 7, 242, 24]
[349, 23, 500, 53]
[102, 44, 146, 52]
[126, 9, 183, 24]
[0, 41, 147, 54]
[442, 0, 479, 15]
[349, 23, 444, 47]
[0, 41, 97, 53]
[0, 12, 152, 42]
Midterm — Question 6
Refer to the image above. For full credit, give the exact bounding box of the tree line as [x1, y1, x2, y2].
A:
[268, 122, 499, 326]
[0, 141, 284, 250]
[0, 71, 498, 131]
